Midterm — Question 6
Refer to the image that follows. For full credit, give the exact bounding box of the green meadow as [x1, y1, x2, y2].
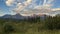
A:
[0, 15, 60, 34]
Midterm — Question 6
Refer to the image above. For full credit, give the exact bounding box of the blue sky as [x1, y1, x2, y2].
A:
[0, 0, 11, 16]
[0, 0, 60, 16]
[52, 0, 60, 8]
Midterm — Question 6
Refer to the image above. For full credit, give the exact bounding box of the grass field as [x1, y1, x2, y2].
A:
[0, 15, 60, 34]
[9, 30, 60, 34]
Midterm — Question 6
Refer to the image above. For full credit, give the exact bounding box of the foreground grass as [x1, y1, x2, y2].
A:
[9, 22, 60, 34]
[9, 30, 60, 34]
[0, 22, 60, 34]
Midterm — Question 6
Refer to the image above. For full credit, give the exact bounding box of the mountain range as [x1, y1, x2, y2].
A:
[0, 13, 47, 20]
[0, 13, 25, 20]
[1, 10, 60, 20]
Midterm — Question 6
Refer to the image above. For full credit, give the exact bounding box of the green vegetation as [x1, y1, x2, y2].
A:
[0, 15, 60, 34]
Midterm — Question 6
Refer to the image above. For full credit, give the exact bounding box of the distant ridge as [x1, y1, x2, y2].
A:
[1, 13, 24, 19]
[0, 13, 52, 20]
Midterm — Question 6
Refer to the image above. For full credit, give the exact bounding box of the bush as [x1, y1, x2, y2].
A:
[4, 24, 14, 33]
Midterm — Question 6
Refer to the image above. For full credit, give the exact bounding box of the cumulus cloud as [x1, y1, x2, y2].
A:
[21, 0, 55, 16]
[52, 8, 60, 11]
[6, 0, 15, 6]
[5, 0, 56, 16]
[6, 0, 32, 13]
[14, 0, 32, 13]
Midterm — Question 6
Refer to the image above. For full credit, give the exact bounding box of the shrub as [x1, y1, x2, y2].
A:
[4, 24, 14, 33]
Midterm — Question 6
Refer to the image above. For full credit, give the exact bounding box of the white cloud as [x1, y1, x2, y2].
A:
[52, 8, 60, 11]
[6, 0, 32, 13]
[41, 0, 54, 8]
[47, 0, 54, 4]
[5, 0, 58, 16]
[13, 0, 32, 13]
[34, 0, 54, 9]
[6, 0, 15, 6]
[43, 0, 47, 5]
